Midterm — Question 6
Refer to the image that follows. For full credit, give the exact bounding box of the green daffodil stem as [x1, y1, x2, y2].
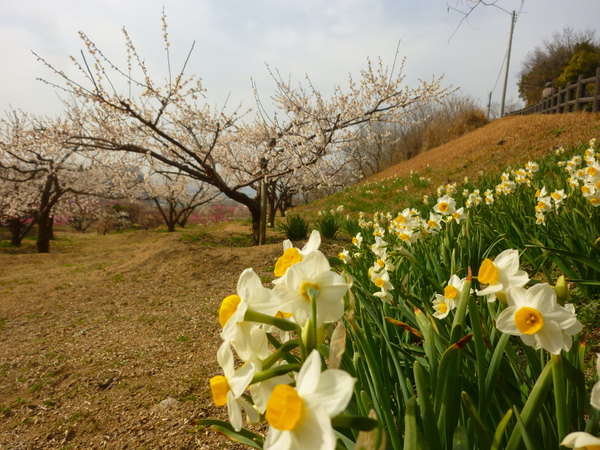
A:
[261, 340, 300, 370]
[250, 363, 301, 384]
[551, 353, 569, 442]
[244, 310, 300, 333]
[308, 288, 319, 353]
[506, 360, 553, 450]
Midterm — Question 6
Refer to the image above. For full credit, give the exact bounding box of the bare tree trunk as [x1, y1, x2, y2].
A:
[36, 212, 52, 253]
[8, 218, 29, 247]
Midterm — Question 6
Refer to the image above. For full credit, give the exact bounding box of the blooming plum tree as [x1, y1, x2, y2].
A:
[0, 111, 139, 252]
[36, 13, 450, 244]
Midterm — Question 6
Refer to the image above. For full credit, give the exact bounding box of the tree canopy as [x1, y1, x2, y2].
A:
[518, 28, 600, 105]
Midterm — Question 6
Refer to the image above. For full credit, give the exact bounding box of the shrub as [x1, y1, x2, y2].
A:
[315, 210, 342, 239]
[278, 214, 309, 241]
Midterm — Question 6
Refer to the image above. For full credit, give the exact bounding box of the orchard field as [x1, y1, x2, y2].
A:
[1, 113, 600, 448]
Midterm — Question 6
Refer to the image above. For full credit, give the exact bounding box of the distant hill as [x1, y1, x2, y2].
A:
[293, 112, 600, 215]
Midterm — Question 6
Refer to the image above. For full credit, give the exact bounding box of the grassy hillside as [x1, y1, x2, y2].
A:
[294, 112, 600, 216]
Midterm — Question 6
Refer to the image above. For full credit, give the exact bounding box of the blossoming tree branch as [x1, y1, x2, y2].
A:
[34, 13, 450, 244]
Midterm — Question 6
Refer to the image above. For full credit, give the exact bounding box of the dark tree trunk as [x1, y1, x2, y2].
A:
[48, 216, 55, 240]
[36, 212, 52, 253]
[8, 218, 27, 247]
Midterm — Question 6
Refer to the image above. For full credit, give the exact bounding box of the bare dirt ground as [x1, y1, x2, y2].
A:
[0, 225, 291, 449]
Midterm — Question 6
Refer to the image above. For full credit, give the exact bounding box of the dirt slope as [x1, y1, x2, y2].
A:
[372, 112, 600, 183]
[0, 229, 284, 449]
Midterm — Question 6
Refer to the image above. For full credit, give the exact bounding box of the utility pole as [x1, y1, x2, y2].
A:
[500, 10, 516, 117]
[487, 91, 492, 119]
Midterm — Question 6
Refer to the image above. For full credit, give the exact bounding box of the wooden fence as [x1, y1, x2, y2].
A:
[509, 67, 600, 115]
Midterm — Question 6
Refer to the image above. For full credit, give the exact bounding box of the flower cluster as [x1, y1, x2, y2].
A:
[209, 231, 359, 449]
[476, 249, 582, 355]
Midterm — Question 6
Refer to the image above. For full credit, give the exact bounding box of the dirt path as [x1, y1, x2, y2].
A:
[0, 227, 285, 449]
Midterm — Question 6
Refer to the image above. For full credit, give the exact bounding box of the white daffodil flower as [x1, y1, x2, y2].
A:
[209, 341, 258, 431]
[351, 232, 363, 248]
[560, 431, 600, 449]
[220, 268, 278, 345]
[235, 328, 292, 414]
[433, 194, 456, 216]
[432, 296, 455, 319]
[495, 284, 582, 355]
[431, 274, 468, 319]
[476, 249, 529, 302]
[592, 353, 600, 410]
[273, 251, 349, 327]
[263, 350, 355, 450]
[274, 230, 322, 278]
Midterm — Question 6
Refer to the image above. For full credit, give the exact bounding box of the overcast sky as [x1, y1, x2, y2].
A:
[1, 0, 599, 118]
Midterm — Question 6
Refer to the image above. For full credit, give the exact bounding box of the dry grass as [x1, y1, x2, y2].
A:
[0, 227, 285, 449]
[371, 113, 600, 184]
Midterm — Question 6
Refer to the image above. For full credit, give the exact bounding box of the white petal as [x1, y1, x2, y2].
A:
[301, 251, 332, 277]
[535, 320, 564, 354]
[237, 268, 262, 300]
[494, 249, 520, 274]
[296, 350, 322, 396]
[305, 369, 355, 416]
[591, 380, 600, 410]
[264, 428, 292, 450]
[561, 431, 600, 448]
[227, 392, 243, 431]
[217, 341, 234, 376]
[527, 283, 556, 312]
[228, 362, 255, 398]
[239, 396, 260, 424]
[476, 284, 502, 298]
[495, 307, 520, 335]
[302, 230, 321, 254]
[292, 407, 336, 450]
[505, 286, 528, 307]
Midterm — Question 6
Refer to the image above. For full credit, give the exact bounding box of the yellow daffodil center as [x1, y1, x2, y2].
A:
[588, 166, 598, 176]
[444, 285, 458, 300]
[274, 248, 303, 277]
[436, 303, 448, 313]
[581, 185, 590, 194]
[375, 278, 385, 288]
[478, 259, 498, 285]
[352, 237, 358, 245]
[266, 384, 304, 431]
[438, 202, 449, 213]
[427, 219, 437, 228]
[376, 259, 385, 268]
[209, 375, 229, 406]
[299, 282, 320, 302]
[219, 294, 241, 327]
[399, 233, 410, 241]
[514, 306, 544, 335]
[275, 310, 293, 319]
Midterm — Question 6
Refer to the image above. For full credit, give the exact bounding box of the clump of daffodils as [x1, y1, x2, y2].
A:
[207, 231, 374, 449]
[476, 249, 583, 355]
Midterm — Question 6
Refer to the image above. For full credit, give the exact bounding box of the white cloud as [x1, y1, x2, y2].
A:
[1, 0, 599, 117]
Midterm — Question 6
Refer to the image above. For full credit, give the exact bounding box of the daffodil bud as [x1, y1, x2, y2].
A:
[553, 275, 569, 305]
